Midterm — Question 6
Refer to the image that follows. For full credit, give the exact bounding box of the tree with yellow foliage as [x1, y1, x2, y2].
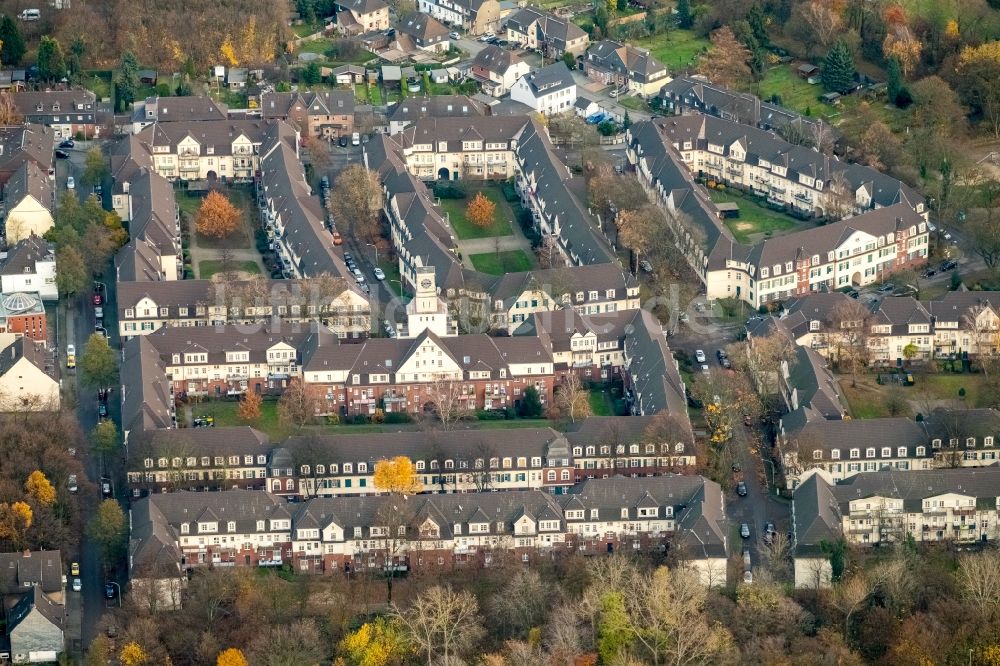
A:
[956, 41, 1000, 138]
[373, 456, 422, 495]
[216, 648, 248, 666]
[25, 470, 56, 506]
[883, 26, 922, 78]
[119, 641, 149, 666]
[338, 617, 411, 666]
[238, 390, 262, 422]
[219, 36, 238, 67]
[0, 501, 33, 547]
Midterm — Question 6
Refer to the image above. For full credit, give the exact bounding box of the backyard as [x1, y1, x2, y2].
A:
[198, 260, 262, 279]
[437, 184, 516, 239]
[634, 29, 710, 71]
[182, 398, 553, 440]
[753, 66, 829, 118]
[177, 186, 256, 250]
[838, 371, 989, 420]
[470, 250, 535, 275]
[708, 189, 804, 243]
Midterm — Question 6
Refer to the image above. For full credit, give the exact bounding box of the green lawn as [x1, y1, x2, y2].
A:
[920, 374, 985, 407]
[708, 189, 803, 243]
[293, 21, 325, 37]
[188, 398, 553, 440]
[634, 30, 710, 70]
[470, 250, 535, 275]
[297, 38, 334, 55]
[198, 260, 261, 279]
[588, 388, 614, 416]
[378, 258, 406, 300]
[754, 66, 828, 118]
[84, 71, 113, 101]
[617, 95, 648, 111]
[438, 185, 515, 239]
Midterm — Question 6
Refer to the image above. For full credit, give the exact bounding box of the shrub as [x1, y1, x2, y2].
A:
[475, 409, 507, 420]
[501, 181, 518, 202]
[383, 412, 412, 424]
[433, 182, 466, 199]
[349, 414, 370, 425]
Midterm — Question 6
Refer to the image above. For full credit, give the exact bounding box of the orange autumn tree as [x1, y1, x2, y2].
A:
[25, 471, 56, 506]
[465, 192, 496, 229]
[216, 648, 248, 666]
[238, 390, 262, 422]
[196, 190, 241, 239]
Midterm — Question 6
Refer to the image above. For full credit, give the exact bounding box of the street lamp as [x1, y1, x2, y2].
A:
[762, 459, 777, 493]
[366, 242, 379, 266]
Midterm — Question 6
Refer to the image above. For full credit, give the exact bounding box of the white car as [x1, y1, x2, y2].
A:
[66, 176, 75, 190]
[694, 349, 706, 363]
[608, 89, 619, 98]
[373, 268, 386, 281]
[944, 232, 953, 241]
[701, 364, 710, 375]
[449, 31, 461, 40]
[66, 343, 75, 357]
[72, 578, 82, 592]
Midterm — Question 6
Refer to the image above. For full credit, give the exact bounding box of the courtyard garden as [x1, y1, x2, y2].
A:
[435, 182, 517, 239]
[470, 249, 535, 275]
[708, 188, 804, 243]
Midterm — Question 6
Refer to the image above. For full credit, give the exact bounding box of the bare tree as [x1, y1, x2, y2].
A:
[554, 373, 591, 423]
[393, 585, 485, 666]
[827, 299, 873, 386]
[488, 569, 550, 640]
[277, 378, 323, 430]
[535, 234, 565, 269]
[469, 440, 497, 492]
[372, 498, 415, 604]
[422, 379, 473, 430]
[825, 172, 857, 220]
[957, 550, 1000, 620]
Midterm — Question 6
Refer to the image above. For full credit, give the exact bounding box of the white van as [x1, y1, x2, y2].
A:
[19, 9, 40, 20]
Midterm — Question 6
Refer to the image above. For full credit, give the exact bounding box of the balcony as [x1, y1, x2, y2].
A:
[794, 192, 813, 203]
[769, 184, 787, 195]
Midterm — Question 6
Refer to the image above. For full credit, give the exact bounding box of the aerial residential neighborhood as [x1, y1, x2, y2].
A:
[0, 0, 997, 663]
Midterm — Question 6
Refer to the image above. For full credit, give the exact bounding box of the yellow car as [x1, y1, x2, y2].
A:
[70, 562, 79, 576]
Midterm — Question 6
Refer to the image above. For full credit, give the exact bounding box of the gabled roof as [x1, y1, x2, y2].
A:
[0, 235, 53, 276]
[120, 336, 173, 434]
[473, 45, 524, 74]
[398, 12, 450, 43]
[0, 551, 62, 595]
[517, 62, 575, 96]
[7, 585, 63, 633]
[336, 0, 388, 15]
[792, 473, 841, 556]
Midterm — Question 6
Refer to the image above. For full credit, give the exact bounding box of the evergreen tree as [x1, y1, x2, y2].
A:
[519, 386, 543, 418]
[622, 109, 631, 130]
[747, 2, 769, 49]
[886, 56, 905, 106]
[116, 51, 140, 112]
[37, 37, 66, 82]
[0, 15, 26, 65]
[676, 0, 693, 29]
[821, 40, 855, 94]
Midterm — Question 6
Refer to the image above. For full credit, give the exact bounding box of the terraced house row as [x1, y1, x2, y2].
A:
[627, 116, 929, 308]
[128, 475, 728, 608]
[125, 414, 696, 498]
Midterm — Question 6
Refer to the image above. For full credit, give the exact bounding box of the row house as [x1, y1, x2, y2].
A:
[387, 95, 485, 135]
[504, 7, 589, 59]
[514, 117, 618, 267]
[127, 427, 273, 495]
[2, 160, 54, 243]
[116, 278, 370, 340]
[778, 407, 1000, 489]
[126, 415, 697, 499]
[113, 167, 182, 282]
[769, 291, 1000, 364]
[627, 120, 928, 308]
[135, 119, 277, 182]
[656, 76, 826, 137]
[793, 468, 1000, 587]
[260, 90, 355, 139]
[390, 115, 528, 181]
[139, 325, 310, 398]
[584, 40, 669, 98]
[256, 121, 361, 293]
[131, 96, 229, 133]
[13, 89, 98, 139]
[129, 475, 728, 588]
[301, 327, 555, 417]
[417, 0, 501, 35]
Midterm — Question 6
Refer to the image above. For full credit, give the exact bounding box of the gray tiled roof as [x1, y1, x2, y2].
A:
[519, 62, 575, 95]
[623, 309, 690, 426]
[0, 236, 52, 276]
[141, 96, 228, 123]
[786, 346, 845, 419]
[792, 473, 841, 556]
[120, 336, 173, 434]
[473, 45, 523, 75]
[398, 12, 450, 44]
[128, 426, 271, 468]
[141, 324, 311, 366]
[923, 291, 1000, 324]
[388, 95, 485, 124]
[0, 551, 62, 595]
[830, 467, 1000, 513]
[3, 160, 52, 213]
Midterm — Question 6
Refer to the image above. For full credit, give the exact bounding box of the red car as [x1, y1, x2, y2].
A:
[92, 293, 102, 306]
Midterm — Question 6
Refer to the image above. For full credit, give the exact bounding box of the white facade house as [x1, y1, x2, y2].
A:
[510, 62, 577, 116]
[0, 236, 57, 301]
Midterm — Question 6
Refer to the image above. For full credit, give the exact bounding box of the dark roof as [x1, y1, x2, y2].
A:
[388, 95, 485, 124]
[141, 96, 228, 123]
[0, 551, 62, 595]
[792, 474, 841, 556]
[0, 236, 53, 276]
[830, 467, 1000, 513]
[120, 336, 173, 434]
[623, 309, 691, 426]
[6, 585, 63, 632]
[398, 12, 450, 44]
[519, 62, 575, 96]
[505, 7, 587, 48]
[473, 45, 523, 74]
[128, 427, 271, 467]
[0, 337, 49, 377]
[785, 346, 844, 419]
[924, 291, 1000, 323]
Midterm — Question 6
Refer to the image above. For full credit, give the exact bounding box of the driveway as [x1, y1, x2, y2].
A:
[570, 70, 653, 122]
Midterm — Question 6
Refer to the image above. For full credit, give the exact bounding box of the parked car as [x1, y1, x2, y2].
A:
[105, 582, 116, 599]
[102, 480, 112, 497]
[373, 267, 386, 280]
[737, 481, 748, 497]
[98, 403, 108, 419]
[740, 523, 750, 539]
[352, 132, 361, 146]
[352, 268, 364, 282]
[338, 135, 349, 147]
[66, 176, 75, 189]
[609, 89, 619, 98]
[700, 364, 710, 375]
[922, 268, 937, 278]
[331, 231, 343, 246]
[66, 343, 76, 369]
[55, 149, 70, 159]
[449, 30, 461, 40]
[72, 578, 82, 592]
[639, 259, 653, 273]
[68, 474, 78, 493]
[878, 282, 894, 292]
[847, 289, 860, 299]
[70, 561, 80, 576]
[941, 260, 958, 271]
[92, 293, 102, 306]
[59, 139, 74, 149]
[694, 349, 706, 363]
[320, 175, 330, 189]
[343, 252, 353, 262]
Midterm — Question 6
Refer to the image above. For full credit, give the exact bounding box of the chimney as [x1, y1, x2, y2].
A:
[22, 549, 30, 557]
